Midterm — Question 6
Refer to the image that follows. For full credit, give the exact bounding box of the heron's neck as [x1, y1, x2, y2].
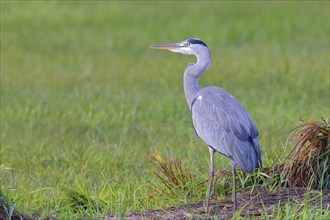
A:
[183, 72, 200, 108]
[183, 51, 211, 109]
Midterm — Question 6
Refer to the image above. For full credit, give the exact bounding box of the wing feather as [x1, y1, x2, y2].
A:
[191, 86, 262, 172]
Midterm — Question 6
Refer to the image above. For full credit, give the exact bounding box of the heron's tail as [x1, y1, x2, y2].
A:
[232, 137, 262, 173]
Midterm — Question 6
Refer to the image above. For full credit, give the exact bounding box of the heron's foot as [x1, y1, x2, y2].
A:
[233, 200, 237, 212]
[205, 199, 211, 214]
[204, 201, 212, 215]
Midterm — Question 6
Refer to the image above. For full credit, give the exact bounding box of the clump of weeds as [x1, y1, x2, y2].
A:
[275, 118, 329, 189]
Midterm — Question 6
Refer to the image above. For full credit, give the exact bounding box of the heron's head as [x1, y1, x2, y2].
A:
[149, 38, 209, 56]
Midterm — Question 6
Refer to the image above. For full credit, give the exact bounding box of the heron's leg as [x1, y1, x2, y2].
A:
[206, 147, 215, 212]
[232, 164, 237, 212]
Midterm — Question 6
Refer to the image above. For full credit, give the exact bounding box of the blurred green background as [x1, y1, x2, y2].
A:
[1, 1, 329, 217]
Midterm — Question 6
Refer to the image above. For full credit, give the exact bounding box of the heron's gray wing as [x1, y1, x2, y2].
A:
[191, 87, 262, 172]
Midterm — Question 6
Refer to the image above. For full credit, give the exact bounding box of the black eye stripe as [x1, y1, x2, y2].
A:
[187, 39, 208, 47]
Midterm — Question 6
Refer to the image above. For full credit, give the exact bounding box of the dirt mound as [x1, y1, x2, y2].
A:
[106, 187, 330, 220]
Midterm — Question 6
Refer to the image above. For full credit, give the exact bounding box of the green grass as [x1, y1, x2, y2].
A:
[1, 1, 329, 218]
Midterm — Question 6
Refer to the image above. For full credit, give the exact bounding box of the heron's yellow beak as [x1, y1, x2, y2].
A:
[149, 43, 180, 50]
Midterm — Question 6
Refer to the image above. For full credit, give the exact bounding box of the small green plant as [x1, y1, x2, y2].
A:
[271, 199, 330, 220]
[60, 185, 106, 218]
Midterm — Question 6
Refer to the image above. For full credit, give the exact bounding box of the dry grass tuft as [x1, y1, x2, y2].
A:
[147, 154, 206, 198]
[275, 118, 330, 189]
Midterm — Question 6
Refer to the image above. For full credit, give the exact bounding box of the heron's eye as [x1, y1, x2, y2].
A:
[184, 42, 190, 47]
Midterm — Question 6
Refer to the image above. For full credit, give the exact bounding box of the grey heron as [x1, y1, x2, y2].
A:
[149, 38, 262, 212]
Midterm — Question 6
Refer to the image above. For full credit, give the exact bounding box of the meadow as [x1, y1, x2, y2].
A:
[1, 1, 329, 218]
